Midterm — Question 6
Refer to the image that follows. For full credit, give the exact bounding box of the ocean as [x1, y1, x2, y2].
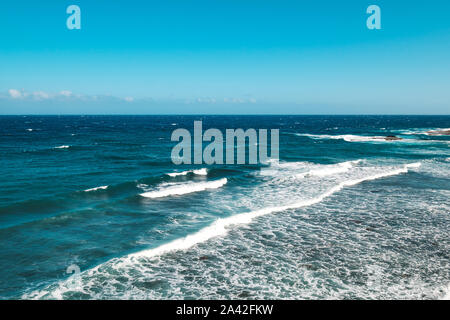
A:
[0, 115, 449, 299]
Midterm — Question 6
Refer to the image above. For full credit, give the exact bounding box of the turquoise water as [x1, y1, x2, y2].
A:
[0, 115, 449, 299]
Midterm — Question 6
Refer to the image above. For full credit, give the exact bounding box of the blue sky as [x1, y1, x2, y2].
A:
[0, 0, 449, 114]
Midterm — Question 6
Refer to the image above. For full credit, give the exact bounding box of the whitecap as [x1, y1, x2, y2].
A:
[297, 133, 399, 143]
[167, 168, 208, 177]
[23, 161, 423, 299]
[296, 160, 362, 178]
[137, 183, 148, 190]
[133, 162, 420, 258]
[140, 178, 227, 199]
[84, 186, 108, 192]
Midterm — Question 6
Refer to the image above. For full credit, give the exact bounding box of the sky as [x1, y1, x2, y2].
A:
[0, 0, 449, 114]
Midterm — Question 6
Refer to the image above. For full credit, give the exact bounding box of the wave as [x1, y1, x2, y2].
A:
[54, 145, 70, 149]
[260, 159, 362, 181]
[426, 128, 450, 136]
[139, 178, 227, 199]
[296, 160, 361, 178]
[167, 168, 208, 177]
[137, 183, 148, 190]
[84, 186, 108, 192]
[297, 133, 393, 142]
[398, 128, 450, 136]
[297, 133, 421, 143]
[23, 161, 422, 299]
[131, 162, 420, 258]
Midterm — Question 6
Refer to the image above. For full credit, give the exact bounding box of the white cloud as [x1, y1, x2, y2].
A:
[32, 91, 50, 100]
[8, 89, 22, 99]
[59, 90, 73, 97]
[124, 97, 134, 102]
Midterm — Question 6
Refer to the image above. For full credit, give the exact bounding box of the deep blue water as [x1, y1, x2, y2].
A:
[0, 115, 449, 299]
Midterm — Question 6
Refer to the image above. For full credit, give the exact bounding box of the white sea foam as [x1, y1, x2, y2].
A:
[54, 145, 70, 149]
[296, 160, 361, 178]
[296, 133, 427, 143]
[297, 133, 450, 144]
[23, 161, 425, 300]
[260, 159, 362, 180]
[167, 172, 186, 177]
[425, 128, 450, 136]
[442, 285, 450, 300]
[137, 183, 148, 190]
[167, 168, 208, 177]
[84, 186, 108, 192]
[192, 168, 208, 175]
[297, 133, 391, 142]
[140, 178, 226, 199]
[395, 128, 450, 136]
[130, 162, 420, 259]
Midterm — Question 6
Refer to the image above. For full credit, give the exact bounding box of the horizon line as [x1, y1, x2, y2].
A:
[1, 114, 450, 117]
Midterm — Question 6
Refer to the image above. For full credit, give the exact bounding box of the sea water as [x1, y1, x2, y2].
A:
[0, 115, 448, 299]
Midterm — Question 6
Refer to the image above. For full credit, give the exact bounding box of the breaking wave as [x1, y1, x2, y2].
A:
[167, 168, 208, 177]
[133, 162, 420, 258]
[139, 178, 227, 199]
[84, 186, 109, 192]
[22, 161, 425, 300]
[296, 160, 362, 178]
